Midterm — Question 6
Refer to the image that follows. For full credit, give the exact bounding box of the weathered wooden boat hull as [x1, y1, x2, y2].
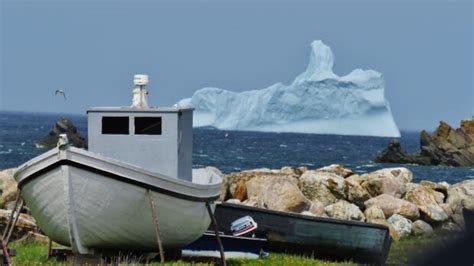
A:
[15, 147, 222, 255]
[213, 203, 392, 264]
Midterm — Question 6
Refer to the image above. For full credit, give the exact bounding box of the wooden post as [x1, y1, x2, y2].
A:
[147, 189, 165, 263]
[206, 202, 226, 266]
[1, 190, 22, 266]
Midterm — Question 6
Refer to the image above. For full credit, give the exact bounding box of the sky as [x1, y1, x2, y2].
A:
[1, 0, 473, 131]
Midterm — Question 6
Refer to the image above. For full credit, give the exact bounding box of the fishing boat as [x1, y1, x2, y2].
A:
[14, 75, 222, 255]
[213, 202, 392, 264]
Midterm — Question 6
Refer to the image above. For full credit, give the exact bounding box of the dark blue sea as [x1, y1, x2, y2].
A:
[1, 111, 473, 183]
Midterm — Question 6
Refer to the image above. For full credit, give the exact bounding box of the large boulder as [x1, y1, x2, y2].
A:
[364, 194, 420, 220]
[324, 200, 365, 221]
[246, 176, 311, 213]
[412, 220, 434, 236]
[361, 168, 412, 198]
[447, 179, 474, 211]
[35, 117, 87, 149]
[405, 186, 449, 223]
[299, 171, 345, 206]
[225, 168, 298, 200]
[344, 178, 371, 208]
[387, 214, 412, 238]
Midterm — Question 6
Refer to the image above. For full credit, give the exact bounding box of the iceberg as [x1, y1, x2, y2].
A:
[177, 40, 400, 137]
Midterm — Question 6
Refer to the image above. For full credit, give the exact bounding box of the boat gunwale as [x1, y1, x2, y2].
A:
[15, 147, 221, 202]
[218, 202, 392, 231]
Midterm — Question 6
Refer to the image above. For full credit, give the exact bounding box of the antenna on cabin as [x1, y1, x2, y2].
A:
[131, 74, 149, 108]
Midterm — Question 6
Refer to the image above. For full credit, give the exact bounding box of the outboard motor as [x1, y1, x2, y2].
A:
[230, 216, 258, 237]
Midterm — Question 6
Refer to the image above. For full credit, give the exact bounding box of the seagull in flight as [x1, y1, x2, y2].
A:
[55, 89, 67, 100]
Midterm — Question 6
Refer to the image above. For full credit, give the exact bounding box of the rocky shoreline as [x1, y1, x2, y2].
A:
[376, 119, 474, 166]
[218, 164, 473, 240]
[0, 164, 472, 243]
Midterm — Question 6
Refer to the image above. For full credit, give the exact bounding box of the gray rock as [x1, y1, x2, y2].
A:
[387, 214, 412, 238]
[299, 171, 345, 206]
[364, 194, 420, 221]
[412, 220, 433, 236]
[364, 205, 385, 221]
[324, 200, 365, 221]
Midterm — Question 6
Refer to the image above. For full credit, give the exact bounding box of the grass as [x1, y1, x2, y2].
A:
[9, 233, 455, 265]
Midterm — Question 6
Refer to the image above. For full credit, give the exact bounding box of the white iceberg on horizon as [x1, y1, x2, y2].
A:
[178, 40, 401, 137]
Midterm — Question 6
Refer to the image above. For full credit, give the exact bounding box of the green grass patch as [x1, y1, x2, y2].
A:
[9, 233, 455, 265]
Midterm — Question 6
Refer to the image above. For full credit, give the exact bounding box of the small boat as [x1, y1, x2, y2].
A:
[14, 75, 222, 255]
[213, 202, 392, 264]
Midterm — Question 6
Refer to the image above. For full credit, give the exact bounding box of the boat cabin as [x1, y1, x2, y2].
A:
[87, 75, 193, 181]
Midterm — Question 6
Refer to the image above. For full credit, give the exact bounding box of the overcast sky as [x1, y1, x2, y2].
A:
[1, 0, 473, 131]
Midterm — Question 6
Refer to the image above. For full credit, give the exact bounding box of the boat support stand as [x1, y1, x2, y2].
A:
[206, 202, 226, 266]
[1, 190, 23, 266]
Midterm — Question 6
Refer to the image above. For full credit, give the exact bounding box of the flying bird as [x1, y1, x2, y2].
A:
[55, 89, 67, 100]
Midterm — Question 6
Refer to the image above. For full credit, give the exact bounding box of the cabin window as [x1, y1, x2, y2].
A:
[135, 117, 162, 135]
[102, 117, 129, 134]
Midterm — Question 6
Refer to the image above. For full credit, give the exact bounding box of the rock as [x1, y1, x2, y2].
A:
[364, 194, 420, 220]
[447, 179, 474, 211]
[35, 117, 87, 149]
[225, 198, 242, 205]
[420, 180, 449, 195]
[362, 168, 409, 198]
[374, 139, 427, 164]
[299, 171, 345, 206]
[0, 209, 38, 241]
[0, 168, 18, 208]
[308, 199, 327, 217]
[376, 119, 474, 167]
[324, 200, 365, 221]
[441, 221, 462, 232]
[369, 219, 401, 241]
[387, 214, 412, 238]
[233, 179, 247, 201]
[19, 232, 49, 243]
[405, 186, 449, 223]
[344, 178, 371, 208]
[412, 220, 433, 236]
[316, 164, 354, 178]
[246, 176, 311, 213]
[364, 205, 385, 221]
[226, 169, 298, 200]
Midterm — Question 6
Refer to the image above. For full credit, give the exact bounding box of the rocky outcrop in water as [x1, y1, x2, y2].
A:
[35, 117, 87, 149]
[376, 119, 474, 167]
[220, 164, 474, 240]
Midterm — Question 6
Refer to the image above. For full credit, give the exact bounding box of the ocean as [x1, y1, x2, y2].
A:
[1, 111, 473, 183]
